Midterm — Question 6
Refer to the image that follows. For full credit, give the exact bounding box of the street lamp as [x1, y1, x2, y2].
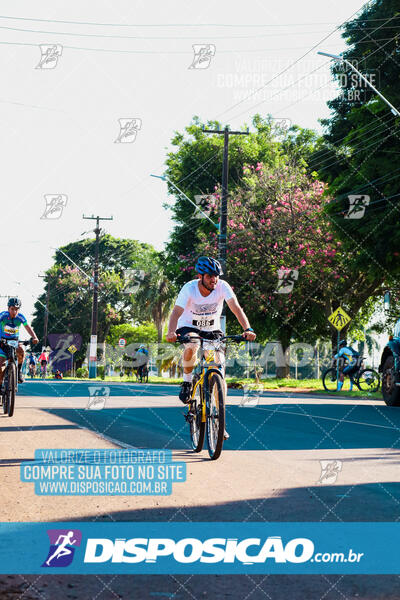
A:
[317, 50, 400, 117]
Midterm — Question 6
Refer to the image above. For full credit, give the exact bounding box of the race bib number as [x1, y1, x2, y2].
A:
[4, 325, 18, 336]
[192, 318, 214, 328]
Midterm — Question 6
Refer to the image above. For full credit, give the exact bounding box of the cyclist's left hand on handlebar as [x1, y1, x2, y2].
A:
[32, 337, 39, 345]
[166, 332, 177, 343]
[243, 330, 256, 341]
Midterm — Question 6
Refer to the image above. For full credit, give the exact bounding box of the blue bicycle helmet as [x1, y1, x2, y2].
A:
[195, 256, 223, 276]
[8, 297, 21, 308]
[339, 339, 347, 348]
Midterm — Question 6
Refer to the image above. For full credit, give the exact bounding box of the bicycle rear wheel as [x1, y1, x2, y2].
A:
[189, 375, 205, 452]
[206, 371, 225, 460]
[358, 368, 380, 393]
[7, 363, 16, 417]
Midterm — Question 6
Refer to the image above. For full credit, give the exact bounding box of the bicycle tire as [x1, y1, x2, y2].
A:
[206, 371, 225, 460]
[2, 389, 7, 414]
[322, 368, 339, 392]
[7, 363, 16, 417]
[189, 375, 205, 452]
[357, 368, 380, 393]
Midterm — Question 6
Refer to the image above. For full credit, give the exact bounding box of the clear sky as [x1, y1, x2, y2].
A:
[0, 0, 369, 322]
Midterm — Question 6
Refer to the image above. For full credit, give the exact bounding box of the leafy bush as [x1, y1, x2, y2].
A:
[76, 367, 89, 378]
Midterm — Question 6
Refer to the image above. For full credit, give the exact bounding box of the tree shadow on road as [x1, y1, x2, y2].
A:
[44, 403, 400, 451]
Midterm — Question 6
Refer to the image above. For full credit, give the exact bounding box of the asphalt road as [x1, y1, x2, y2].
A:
[1, 383, 400, 599]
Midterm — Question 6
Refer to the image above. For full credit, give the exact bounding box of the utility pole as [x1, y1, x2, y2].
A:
[203, 125, 249, 275]
[203, 125, 249, 332]
[38, 275, 50, 349]
[83, 214, 113, 378]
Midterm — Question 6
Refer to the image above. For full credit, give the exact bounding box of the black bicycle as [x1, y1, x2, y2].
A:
[178, 332, 244, 460]
[136, 364, 149, 383]
[322, 356, 380, 393]
[0, 339, 30, 417]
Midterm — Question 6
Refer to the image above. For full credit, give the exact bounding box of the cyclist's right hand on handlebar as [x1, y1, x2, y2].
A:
[166, 332, 177, 343]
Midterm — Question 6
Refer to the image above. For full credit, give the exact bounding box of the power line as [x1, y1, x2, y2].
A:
[214, 3, 370, 120]
[226, 18, 399, 123]
[2, 14, 399, 27]
[0, 22, 387, 40]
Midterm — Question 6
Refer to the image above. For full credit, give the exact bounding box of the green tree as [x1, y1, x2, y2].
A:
[182, 162, 382, 374]
[134, 255, 176, 342]
[164, 115, 289, 285]
[106, 322, 157, 347]
[314, 0, 400, 281]
[32, 236, 162, 365]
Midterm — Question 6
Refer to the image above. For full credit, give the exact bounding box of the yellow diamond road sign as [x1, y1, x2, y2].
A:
[68, 344, 78, 354]
[328, 307, 351, 331]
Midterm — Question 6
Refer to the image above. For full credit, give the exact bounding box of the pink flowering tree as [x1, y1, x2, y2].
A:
[182, 162, 381, 375]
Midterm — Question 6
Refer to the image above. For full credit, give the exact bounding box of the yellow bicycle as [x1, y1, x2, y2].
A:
[179, 333, 243, 460]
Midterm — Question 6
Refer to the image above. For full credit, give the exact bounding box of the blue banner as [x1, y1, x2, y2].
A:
[20, 450, 186, 496]
[0, 522, 398, 574]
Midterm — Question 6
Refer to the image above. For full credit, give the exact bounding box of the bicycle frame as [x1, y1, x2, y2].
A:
[192, 349, 223, 424]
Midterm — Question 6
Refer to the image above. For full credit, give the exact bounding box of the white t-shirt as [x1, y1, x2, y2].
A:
[175, 279, 236, 331]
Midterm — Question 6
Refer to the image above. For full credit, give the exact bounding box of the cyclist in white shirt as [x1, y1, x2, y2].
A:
[166, 256, 256, 406]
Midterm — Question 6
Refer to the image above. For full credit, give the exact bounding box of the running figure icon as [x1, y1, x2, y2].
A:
[46, 531, 77, 566]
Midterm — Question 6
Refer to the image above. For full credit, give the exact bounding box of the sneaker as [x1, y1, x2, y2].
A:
[223, 429, 230, 440]
[179, 381, 192, 404]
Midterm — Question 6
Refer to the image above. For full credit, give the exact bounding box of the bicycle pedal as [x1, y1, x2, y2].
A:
[185, 409, 196, 422]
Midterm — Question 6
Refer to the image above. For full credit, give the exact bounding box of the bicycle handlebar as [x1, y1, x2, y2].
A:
[176, 333, 245, 344]
[0, 338, 31, 346]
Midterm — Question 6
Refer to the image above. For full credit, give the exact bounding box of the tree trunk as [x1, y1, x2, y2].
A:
[276, 329, 291, 378]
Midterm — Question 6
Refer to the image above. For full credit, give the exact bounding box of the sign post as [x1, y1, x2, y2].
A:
[327, 307, 352, 390]
[68, 344, 78, 378]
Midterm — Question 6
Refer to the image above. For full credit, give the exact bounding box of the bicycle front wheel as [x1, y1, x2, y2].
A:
[206, 371, 225, 460]
[2, 390, 7, 414]
[322, 368, 339, 392]
[7, 363, 16, 417]
[189, 376, 205, 452]
[358, 368, 380, 393]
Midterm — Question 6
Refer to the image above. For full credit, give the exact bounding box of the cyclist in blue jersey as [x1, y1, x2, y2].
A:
[136, 344, 149, 380]
[0, 298, 39, 384]
[334, 339, 360, 391]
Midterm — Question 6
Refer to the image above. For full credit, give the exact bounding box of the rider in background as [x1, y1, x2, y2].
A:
[39, 348, 49, 376]
[0, 298, 39, 384]
[136, 344, 149, 379]
[334, 339, 360, 391]
[28, 353, 37, 377]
